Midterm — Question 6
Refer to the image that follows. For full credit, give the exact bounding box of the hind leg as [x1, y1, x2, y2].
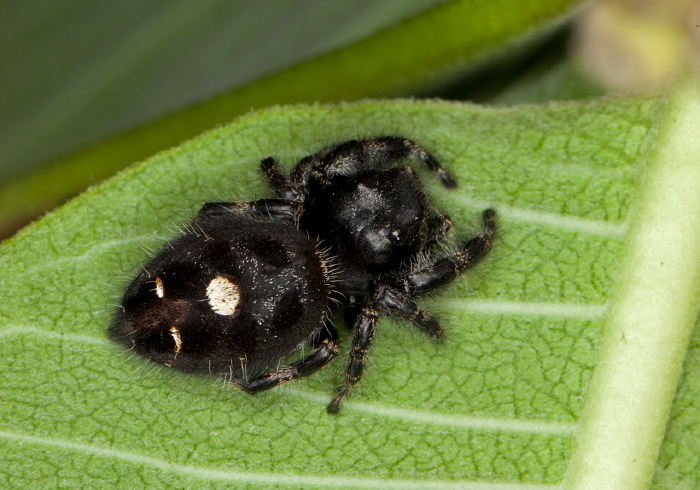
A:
[232, 326, 339, 394]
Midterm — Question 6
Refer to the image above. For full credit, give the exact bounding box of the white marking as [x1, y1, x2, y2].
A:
[448, 196, 628, 238]
[499, 204, 628, 238]
[0, 298, 606, 343]
[439, 299, 608, 320]
[289, 390, 576, 436]
[0, 430, 564, 489]
[154, 277, 164, 298]
[169, 326, 182, 353]
[206, 276, 240, 316]
[13, 234, 168, 278]
[0, 325, 109, 345]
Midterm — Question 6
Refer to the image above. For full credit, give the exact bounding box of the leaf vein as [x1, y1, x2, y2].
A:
[0, 430, 563, 489]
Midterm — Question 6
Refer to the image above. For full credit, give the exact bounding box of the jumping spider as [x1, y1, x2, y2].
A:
[110, 137, 496, 413]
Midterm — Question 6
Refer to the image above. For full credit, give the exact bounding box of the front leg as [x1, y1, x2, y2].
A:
[405, 208, 496, 296]
[374, 285, 444, 339]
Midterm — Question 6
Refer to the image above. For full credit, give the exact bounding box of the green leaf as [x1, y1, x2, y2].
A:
[568, 80, 700, 489]
[5, 94, 696, 489]
[0, 0, 579, 235]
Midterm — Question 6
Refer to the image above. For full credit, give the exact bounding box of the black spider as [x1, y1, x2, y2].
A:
[110, 137, 495, 413]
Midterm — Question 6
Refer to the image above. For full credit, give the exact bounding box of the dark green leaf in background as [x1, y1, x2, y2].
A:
[0, 0, 445, 183]
[0, 0, 579, 236]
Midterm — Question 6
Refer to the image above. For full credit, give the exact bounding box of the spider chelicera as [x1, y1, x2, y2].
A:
[110, 137, 495, 413]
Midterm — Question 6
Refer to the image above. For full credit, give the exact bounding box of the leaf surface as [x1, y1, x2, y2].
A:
[4, 96, 697, 489]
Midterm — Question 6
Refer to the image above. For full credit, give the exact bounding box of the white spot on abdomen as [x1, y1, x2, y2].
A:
[206, 276, 241, 316]
[154, 277, 165, 298]
[170, 326, 182, 353]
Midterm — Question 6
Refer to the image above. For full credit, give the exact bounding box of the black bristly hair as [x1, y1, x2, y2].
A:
[111, 137, 495, 414]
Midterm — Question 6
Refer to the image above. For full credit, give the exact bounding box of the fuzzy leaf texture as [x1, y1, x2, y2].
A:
[2, 92, 700, 489]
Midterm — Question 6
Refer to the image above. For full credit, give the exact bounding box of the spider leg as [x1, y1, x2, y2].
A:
[260, 157, 302, 201]
[292, 137, 457, 189]
[427, 211, 453, 246]
[374, 285, 444, 339]
[406, 208, 496, 296]
[197, 199, 301, 222]
[232, 325, 339, 394]
[327, 307, 378, 414]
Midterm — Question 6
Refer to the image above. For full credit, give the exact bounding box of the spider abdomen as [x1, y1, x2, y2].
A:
[110, 210, 331, 378]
